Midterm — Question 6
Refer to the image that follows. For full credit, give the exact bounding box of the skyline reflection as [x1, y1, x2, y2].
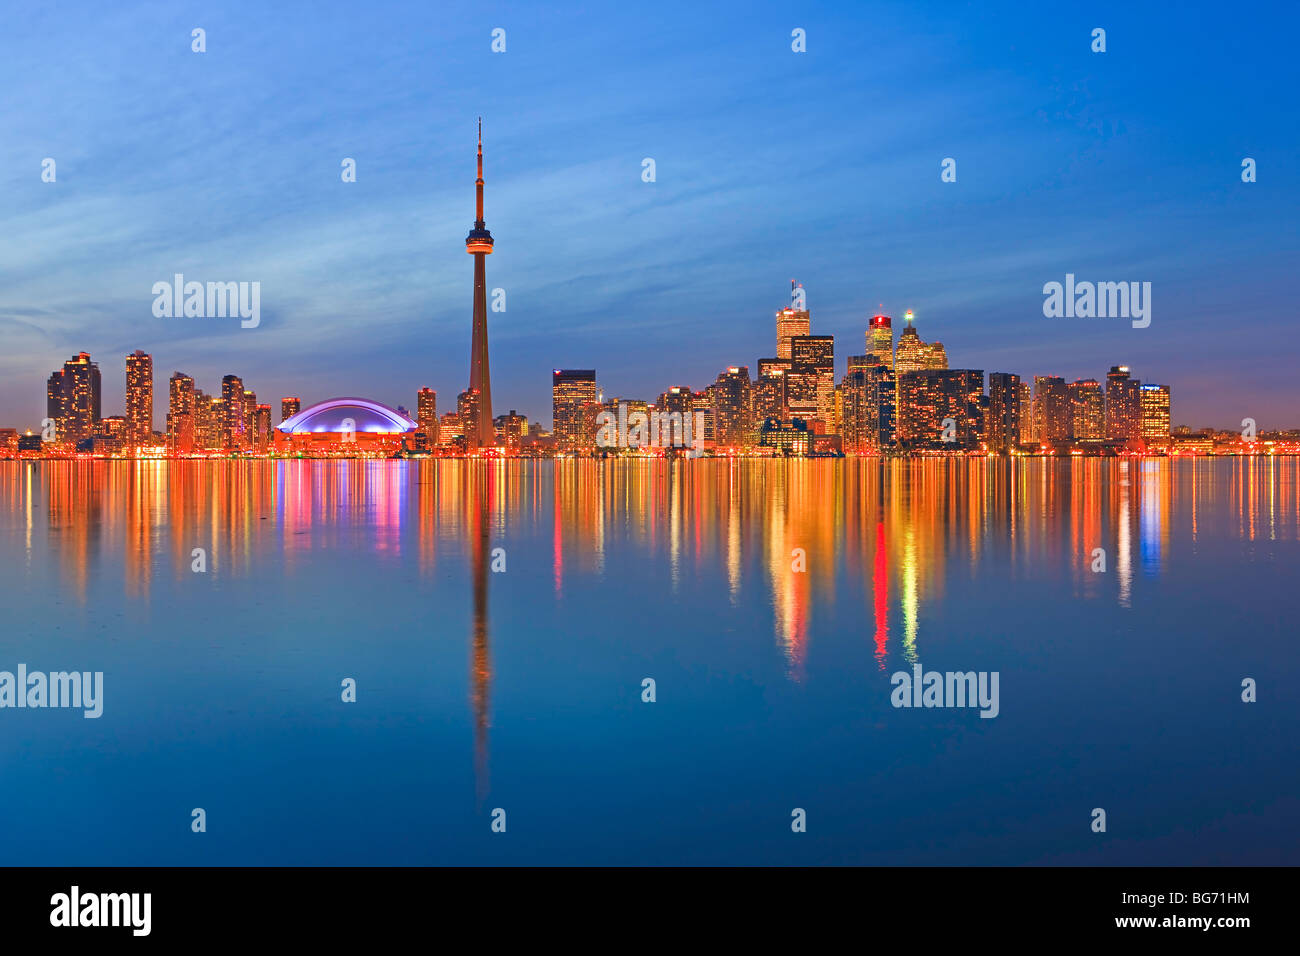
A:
[4, 458, 1298, 686]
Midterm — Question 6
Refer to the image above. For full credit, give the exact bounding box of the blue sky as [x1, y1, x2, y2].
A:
[2, 0, 1297, 429]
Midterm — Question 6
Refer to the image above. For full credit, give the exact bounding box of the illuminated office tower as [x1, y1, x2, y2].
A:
[1018, 381, 1035, 443]
[1068, 379, 1105, 440]
[649, 386, 692, 445]
[599, 397, 651, 450]
[1140, 384, 1171, 445]
[167, 372, 196, 454]
[894, 324, 924, 375]
[893, 313, 946, 375]
[243, 390, 259, 452]
[790, 334, 834, 429]
[842, 359, 895, 454]
[784, 369, 818, 425]
[775, 281, 811, 360]
[255, 404, 272, 452]
[754, 359, 791, 424]
[220, 375, 246, 450]
[692, 390, 714, 444]
[987, 372, 1022, 453]
[656, 385, 694, 419]
[46, 352, 101, 446]
[464, 120, 496, 449]
[842, 368, 869, 453]
[897, 369, 983, 450]
[200, 393, 225, 450]
[711, 366, 754, 450]
[867, 314, 894, 369]
[870, 362, 897, 448]
[417, 387, 439, 446]
[495, 409, 529, 451]
[552, 369, 598, 453]
[281, 397, 301, 423]
[125, 350, 153, 446]
[98, 416, 126, 440]
[1033, 376, 1071, 442]
[191, 390, 213, 449]
[457, 389, 486, 447]
[1105, 366, 1142, 442]
[438, 410, 462, 445]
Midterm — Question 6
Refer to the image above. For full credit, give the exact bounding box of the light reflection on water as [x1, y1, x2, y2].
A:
[0, 457, 1297, 865]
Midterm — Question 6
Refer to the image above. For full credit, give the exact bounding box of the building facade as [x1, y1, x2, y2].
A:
[125, 350, 153, 446]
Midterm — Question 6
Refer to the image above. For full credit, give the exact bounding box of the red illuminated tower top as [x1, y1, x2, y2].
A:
[466, 118, 494, 255]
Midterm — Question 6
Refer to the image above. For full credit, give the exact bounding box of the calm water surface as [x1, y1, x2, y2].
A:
[1, 458, 1296, 865]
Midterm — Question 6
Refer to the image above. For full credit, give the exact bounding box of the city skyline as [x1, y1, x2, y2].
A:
[9, 127, 1283, 454]
[1, 2, 1297, 431]
[3, 0, 1296, 887]
[20, 303, 1285, 458]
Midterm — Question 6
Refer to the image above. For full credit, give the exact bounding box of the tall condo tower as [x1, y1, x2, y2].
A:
[465, 118, 495, 448]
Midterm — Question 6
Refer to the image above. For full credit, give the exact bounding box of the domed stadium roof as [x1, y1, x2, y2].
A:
[277, 397, 418, 435]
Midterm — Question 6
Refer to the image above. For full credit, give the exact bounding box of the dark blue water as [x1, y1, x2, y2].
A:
[1, 458, 1295, 864]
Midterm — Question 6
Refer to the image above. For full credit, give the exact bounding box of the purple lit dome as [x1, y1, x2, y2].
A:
[277, 397, 418, 435]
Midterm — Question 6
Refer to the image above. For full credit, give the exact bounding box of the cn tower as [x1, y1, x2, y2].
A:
[465, 118, 495, 449]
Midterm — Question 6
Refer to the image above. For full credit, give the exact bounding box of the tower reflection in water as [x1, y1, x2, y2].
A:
[465, 463, 493, 805]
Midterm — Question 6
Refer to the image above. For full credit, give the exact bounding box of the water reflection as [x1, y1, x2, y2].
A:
[467, 464, 493, 805]
[4, 458, 1299, 691]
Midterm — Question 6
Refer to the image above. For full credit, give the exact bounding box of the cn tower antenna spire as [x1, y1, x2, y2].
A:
[475, 117, 484, 224]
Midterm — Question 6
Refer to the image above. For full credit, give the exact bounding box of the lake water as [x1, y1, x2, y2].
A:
[1, 458, 1296, 865]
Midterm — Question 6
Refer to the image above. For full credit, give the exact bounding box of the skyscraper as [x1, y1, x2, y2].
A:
[897, 369, 984, 449]
[775, 282, 810, 361]
[1106, 366, 1142, 443]
[255, 404, 272, 452]
[1140, 383, 1171, 445]
[465, 119, 495, 449]
[552, 369, 598, 452]
[789, 334, 835, 429]
[495, 410, 529, 451]
[867, 314, 894, 369]
[243, 389, 258, 452]
[46, 352, 101, 446]
[656, 386, 694, 420]
[893, 313, 947, 375]
[167, 372, 196, 454]
[221, 375, 246, 451]
[1018, 380, 1034, 443]
[842, 358, 896, 454]
[1067, 379, 1105, 440]
[711, 366, 754, 450]
[194, 391, 223, 450]
[125, 350, 153, 446]
[281, 397, 301, 423]
[417, 388, 439, 446]
[987, 372, 1022, 453]
[754, 359, 791, 424]
[1033, 375, 1071, 443]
